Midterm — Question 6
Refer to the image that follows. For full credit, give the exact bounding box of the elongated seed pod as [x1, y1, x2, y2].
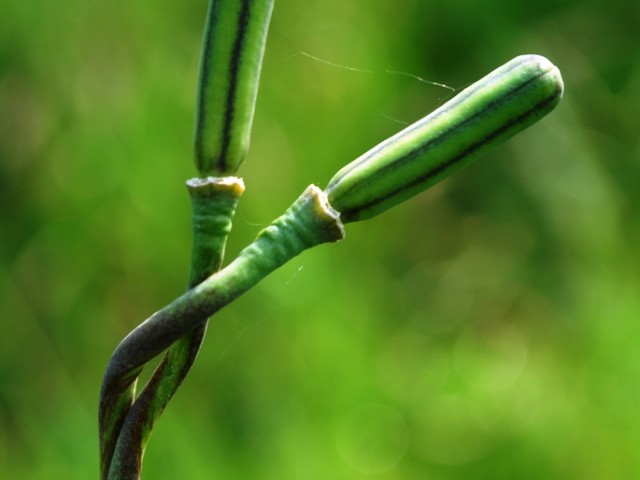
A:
[325, 54, 564, 222]
[194, 0, 274, 176]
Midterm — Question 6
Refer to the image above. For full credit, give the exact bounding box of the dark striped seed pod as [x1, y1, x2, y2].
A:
[194, 0, 274, 176]
[325, 54, 564, 223]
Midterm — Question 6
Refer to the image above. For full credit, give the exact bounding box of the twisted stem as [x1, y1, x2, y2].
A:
[99, 185, 344, 479]
[100, 178, 244, 480]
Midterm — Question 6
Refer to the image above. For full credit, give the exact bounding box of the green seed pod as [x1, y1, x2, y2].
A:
[325, 54, 564, 223]
[194, 0, 274, 176]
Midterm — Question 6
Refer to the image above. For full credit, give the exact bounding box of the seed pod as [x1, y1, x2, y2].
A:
[325, 54, 564, 223]
[194, 0, 275, 176]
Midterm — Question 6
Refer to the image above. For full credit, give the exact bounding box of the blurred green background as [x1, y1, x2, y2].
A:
[1, 0, 639, 478]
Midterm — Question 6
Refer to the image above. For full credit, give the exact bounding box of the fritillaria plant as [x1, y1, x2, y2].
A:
[98, 1, 563, 478]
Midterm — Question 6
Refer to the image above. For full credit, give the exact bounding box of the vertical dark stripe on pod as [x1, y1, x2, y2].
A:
[219, 0, 251, 173]
[194, 0, 221, 174]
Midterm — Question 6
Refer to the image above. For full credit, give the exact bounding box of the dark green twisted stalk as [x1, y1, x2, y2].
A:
[100, 179, 244, 480]
[97, 1, 564, 476]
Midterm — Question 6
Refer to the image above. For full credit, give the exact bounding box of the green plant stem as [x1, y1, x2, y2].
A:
[99, 185, 344, 478]
[100, 178, 244, 480]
